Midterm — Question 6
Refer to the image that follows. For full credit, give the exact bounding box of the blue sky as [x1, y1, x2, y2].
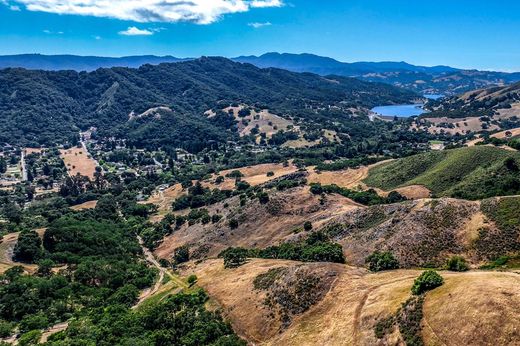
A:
[1, 0, 519, 71]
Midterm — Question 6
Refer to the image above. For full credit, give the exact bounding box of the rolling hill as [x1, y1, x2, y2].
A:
[0, 57, 417, 150]
[235, 53, 520, 95]
[364, 146, 520, 199]
[425, 81, 520, 118]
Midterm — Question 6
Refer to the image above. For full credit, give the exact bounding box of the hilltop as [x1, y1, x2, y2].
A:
[3, 53, 520, 95]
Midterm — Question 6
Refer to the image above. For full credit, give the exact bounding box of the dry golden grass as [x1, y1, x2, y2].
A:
[208, 163, 300, 190]
[70, 200, 98, 211]
[154, 186, 362, 260]
[423, 272, 520, 346]
[188, 259, 520, 346]
[24, 147, 43, 155]
[413, 116, 500, 136]
[60, 147, 97, 179]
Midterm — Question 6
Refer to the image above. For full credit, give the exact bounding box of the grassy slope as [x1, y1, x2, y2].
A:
[364, 146, 520, 199]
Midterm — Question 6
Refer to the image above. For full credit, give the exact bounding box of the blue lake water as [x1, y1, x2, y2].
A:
[371, 104, 426, 117]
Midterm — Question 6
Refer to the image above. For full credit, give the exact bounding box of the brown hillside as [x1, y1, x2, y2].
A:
[154, 185, 362, 259]
[185, 259, 520, 346]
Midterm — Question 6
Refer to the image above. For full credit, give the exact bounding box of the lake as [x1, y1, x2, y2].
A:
[371, 104, 426, 118]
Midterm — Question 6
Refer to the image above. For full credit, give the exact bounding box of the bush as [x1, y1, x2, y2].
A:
[19, 312, 49, 334]
[0, 320, 15, 338]
[303, 221, 313, 231]
[446, 256, 469, 271]
[365, 251, 400, 272]
[173, 245, 190, 264]
[187, 275, 198, 286]
[411, 270, 444, 295]
[229, 219, 239, 229]
[18, 330, 42, 346]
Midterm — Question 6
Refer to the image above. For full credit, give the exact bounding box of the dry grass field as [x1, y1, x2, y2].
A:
[60, 147, 98, 179]
[70, 200, 98, 211]
[186, 259, 520, 346]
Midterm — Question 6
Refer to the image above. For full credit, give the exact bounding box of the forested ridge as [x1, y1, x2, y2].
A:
[0, 57, 417, 150]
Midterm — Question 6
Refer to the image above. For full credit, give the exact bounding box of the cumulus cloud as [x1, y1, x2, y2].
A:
[8, 0, 283, 24]
[248, 21, 271, 28]
[119, 27, 154, 36]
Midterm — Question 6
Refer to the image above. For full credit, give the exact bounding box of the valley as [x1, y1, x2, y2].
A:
[0, 56, 519, 346]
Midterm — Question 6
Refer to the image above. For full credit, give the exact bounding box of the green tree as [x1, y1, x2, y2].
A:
[365, 251, 400, 272]
[411, 270, 444, 295]
[13, 230, 42, 263]
[446, 256, 469, 272]
[223, 248, 248, 268]
[173, 245, 190, 264]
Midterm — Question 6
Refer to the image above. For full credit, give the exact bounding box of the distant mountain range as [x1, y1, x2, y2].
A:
[0, 54, 185, 71]
[2, 52, 520, 95]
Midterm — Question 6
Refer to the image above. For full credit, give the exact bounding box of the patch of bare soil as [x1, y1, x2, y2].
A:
[60, 147, 97, 179]
[70, 200, 98, 211]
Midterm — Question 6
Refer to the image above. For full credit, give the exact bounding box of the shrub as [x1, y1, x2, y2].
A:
[19, 312, 48, 333]
[303, 221, 313, 231]
[229, 219, 239, 229]
[18, 330, 42, 346]
[411, 270, 443, 295]
[187, 275, 198, 286]
[0, 320, 15, 338]
[173, 245, 190, 264]
[365, 251, 400, 272]
[257, 191, 270, 204]
[446, 256, 469, 271]
[158, 258, 171, 268]
[266, 171, 274, 177]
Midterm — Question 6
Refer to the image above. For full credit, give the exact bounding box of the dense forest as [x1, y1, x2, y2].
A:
[0, 57, 417, 151]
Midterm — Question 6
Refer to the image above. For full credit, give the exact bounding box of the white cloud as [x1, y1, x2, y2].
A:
[8, 0, 283, 24]
[9, 4, 20, 10]
[248, 21, 271, 28]
[43, 29, 63, 34]
[119, 26, 154, 36]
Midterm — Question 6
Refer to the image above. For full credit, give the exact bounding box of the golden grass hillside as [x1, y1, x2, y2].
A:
[184, 259, 520, 346]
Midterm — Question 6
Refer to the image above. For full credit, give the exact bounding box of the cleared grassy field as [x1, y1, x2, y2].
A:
[364, 146, 520, 199]
[60, 147, 98, 179]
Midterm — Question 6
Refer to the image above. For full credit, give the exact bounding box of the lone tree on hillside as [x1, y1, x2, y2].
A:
[411, 270, 444, 295]
[365, 251, 400, 272]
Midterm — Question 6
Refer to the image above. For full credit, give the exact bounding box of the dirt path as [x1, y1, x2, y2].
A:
[351, 275, 418, 344]
[40, 322, 69, 343]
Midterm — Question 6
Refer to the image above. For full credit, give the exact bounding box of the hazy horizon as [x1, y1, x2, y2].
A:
[1, 0, 519, 71]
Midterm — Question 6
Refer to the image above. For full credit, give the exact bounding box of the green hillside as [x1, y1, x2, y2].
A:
[364, 146, 520, 199]
[0, 57, 417, 150]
